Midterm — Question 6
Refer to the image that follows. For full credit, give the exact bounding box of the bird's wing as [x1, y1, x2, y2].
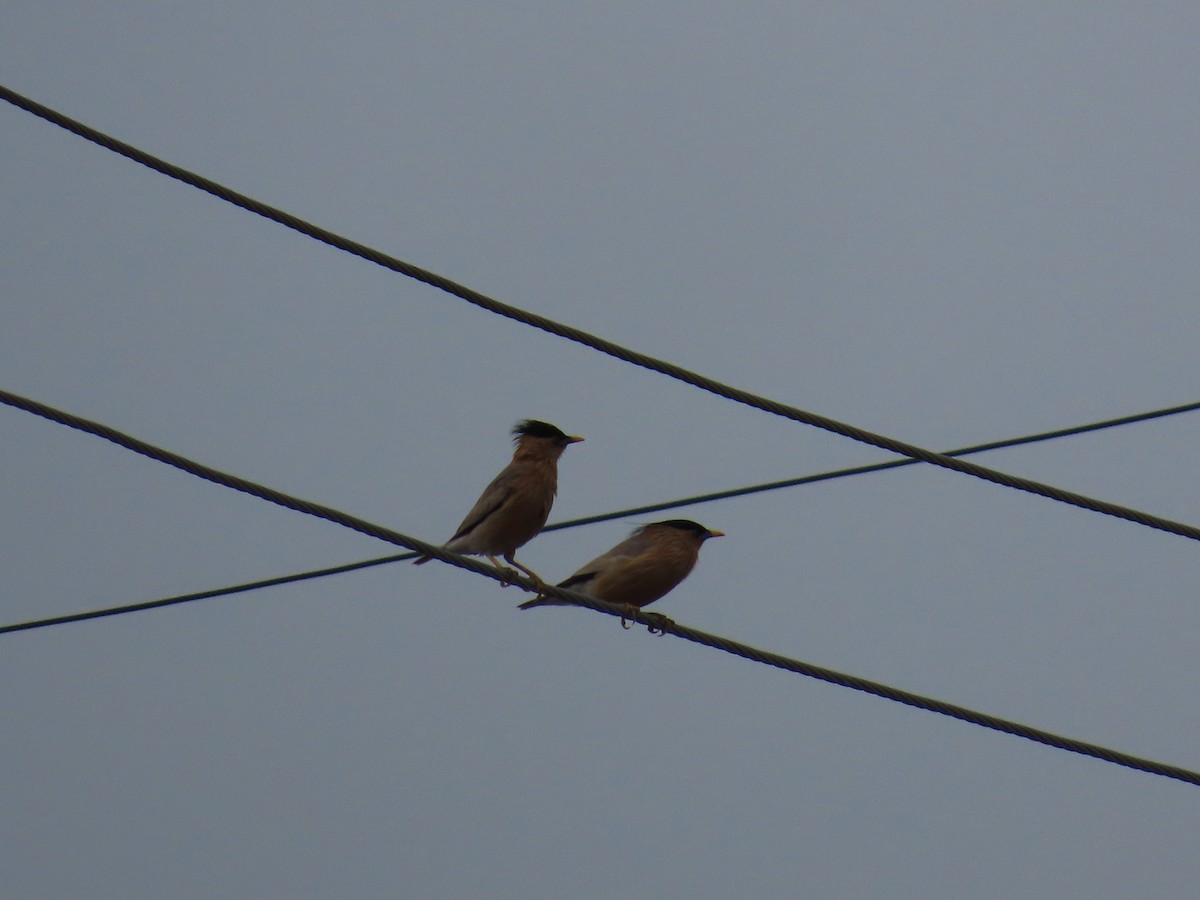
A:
[557, 529, 654, 589]
[558, 570, 597, 590]
[448, 471, 515, 543]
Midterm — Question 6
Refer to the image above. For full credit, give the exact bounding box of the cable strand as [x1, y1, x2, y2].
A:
[0, 553, 414, 635]
[545, 399, 1200, 529]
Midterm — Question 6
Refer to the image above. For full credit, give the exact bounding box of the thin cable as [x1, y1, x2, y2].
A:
[0, 554, 413, 635]
[0, 389, 466, 566]
[656, 614, 1200, 786]
[1, 391, 1196, 786]
[4, 83, 1199, 543]
[545, 398, 1200, 529]
[3, 395, 1200, 632]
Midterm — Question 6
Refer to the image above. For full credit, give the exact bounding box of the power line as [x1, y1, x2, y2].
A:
[1, 390, 1197, 787]
[0, 553, 412, 635]
[659, 616, 1200, 787]
[544, 398, 1200, 529]
[2, 394, 1199, 633]
[4, 83, 1199, 544]
[0, 389, 452, 561]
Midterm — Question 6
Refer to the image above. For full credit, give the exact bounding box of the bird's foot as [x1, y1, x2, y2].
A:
[484, 556, 512, 586]
[644, 612, 674, 636]
[620, 603, 639, 630]
[504, 558, 545, 592]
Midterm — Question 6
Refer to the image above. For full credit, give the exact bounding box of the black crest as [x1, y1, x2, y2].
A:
[513, 419, 571, 443]
[650, 519, 719, 539]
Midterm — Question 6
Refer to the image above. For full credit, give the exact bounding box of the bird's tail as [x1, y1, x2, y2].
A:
[517, 595, 569, 610]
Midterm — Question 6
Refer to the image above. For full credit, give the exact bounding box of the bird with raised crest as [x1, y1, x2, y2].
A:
[414, 419, 583, 586]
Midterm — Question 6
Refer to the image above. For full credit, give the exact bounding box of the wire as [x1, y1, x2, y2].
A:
[2, 390, 1197, 786]
[0, 554, 412, 635]
[3, 394, 1200, 632]
[544, 398, 1200, 529]
[3, 83, 1198, 544]
[0, 389, 453, 558]
[665, 620, 1200, 786]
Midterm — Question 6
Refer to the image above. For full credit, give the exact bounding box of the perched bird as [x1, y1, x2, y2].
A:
[414, 419, 583, 585]
[518, 519, 722, 627]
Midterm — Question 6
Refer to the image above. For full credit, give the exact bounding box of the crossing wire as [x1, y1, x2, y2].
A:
[4, 397, 1198, 635]
[5, 83, 1200, 545]
[0, 554, 402, 635]
[544, 398, 1200, 529]
[1, 388, 1197, 788]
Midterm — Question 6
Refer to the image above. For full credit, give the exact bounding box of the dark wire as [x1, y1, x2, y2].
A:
[0, 389, 1196, 787]
[0, 554, 412, 635]
[3, 82, 1198, 542]
[3, 395, 1199, 635]
[545, 399, 1200, 529]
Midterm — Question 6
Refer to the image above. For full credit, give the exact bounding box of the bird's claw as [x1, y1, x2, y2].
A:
[644, 612, 674, 636]
[502, 559, 545, 592]
[618, 609, 672, 634]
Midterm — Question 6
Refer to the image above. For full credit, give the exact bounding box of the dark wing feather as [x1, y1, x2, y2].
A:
[447, 476, 514, 543]
[558, 571, 598, 590]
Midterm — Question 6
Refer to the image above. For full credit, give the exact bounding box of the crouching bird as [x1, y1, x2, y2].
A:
[518, 519, 723, 630]
[414, 419, 583, 586]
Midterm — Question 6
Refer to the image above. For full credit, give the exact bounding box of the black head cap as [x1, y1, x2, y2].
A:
[650, 519, 723, 540]
[512, 419, 580, 446]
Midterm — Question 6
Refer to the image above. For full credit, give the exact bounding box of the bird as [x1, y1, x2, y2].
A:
[414, 419, 583, 586]
[518, 519, 723, 629]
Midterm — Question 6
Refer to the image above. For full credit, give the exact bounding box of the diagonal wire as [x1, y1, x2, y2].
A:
[4, 82, 1200, 543]
[651, 613, 1200, 786]
[544, 398, 1200, 529]
[0, 554, 411, 635]
[0, 390, 1196, 787]
[6, 396, 1194, 635]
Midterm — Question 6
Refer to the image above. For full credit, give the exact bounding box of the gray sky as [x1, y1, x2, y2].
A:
[4, 3, 1200, 898]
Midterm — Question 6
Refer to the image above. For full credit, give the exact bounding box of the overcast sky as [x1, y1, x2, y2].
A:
[4, 3, 1200, 898]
